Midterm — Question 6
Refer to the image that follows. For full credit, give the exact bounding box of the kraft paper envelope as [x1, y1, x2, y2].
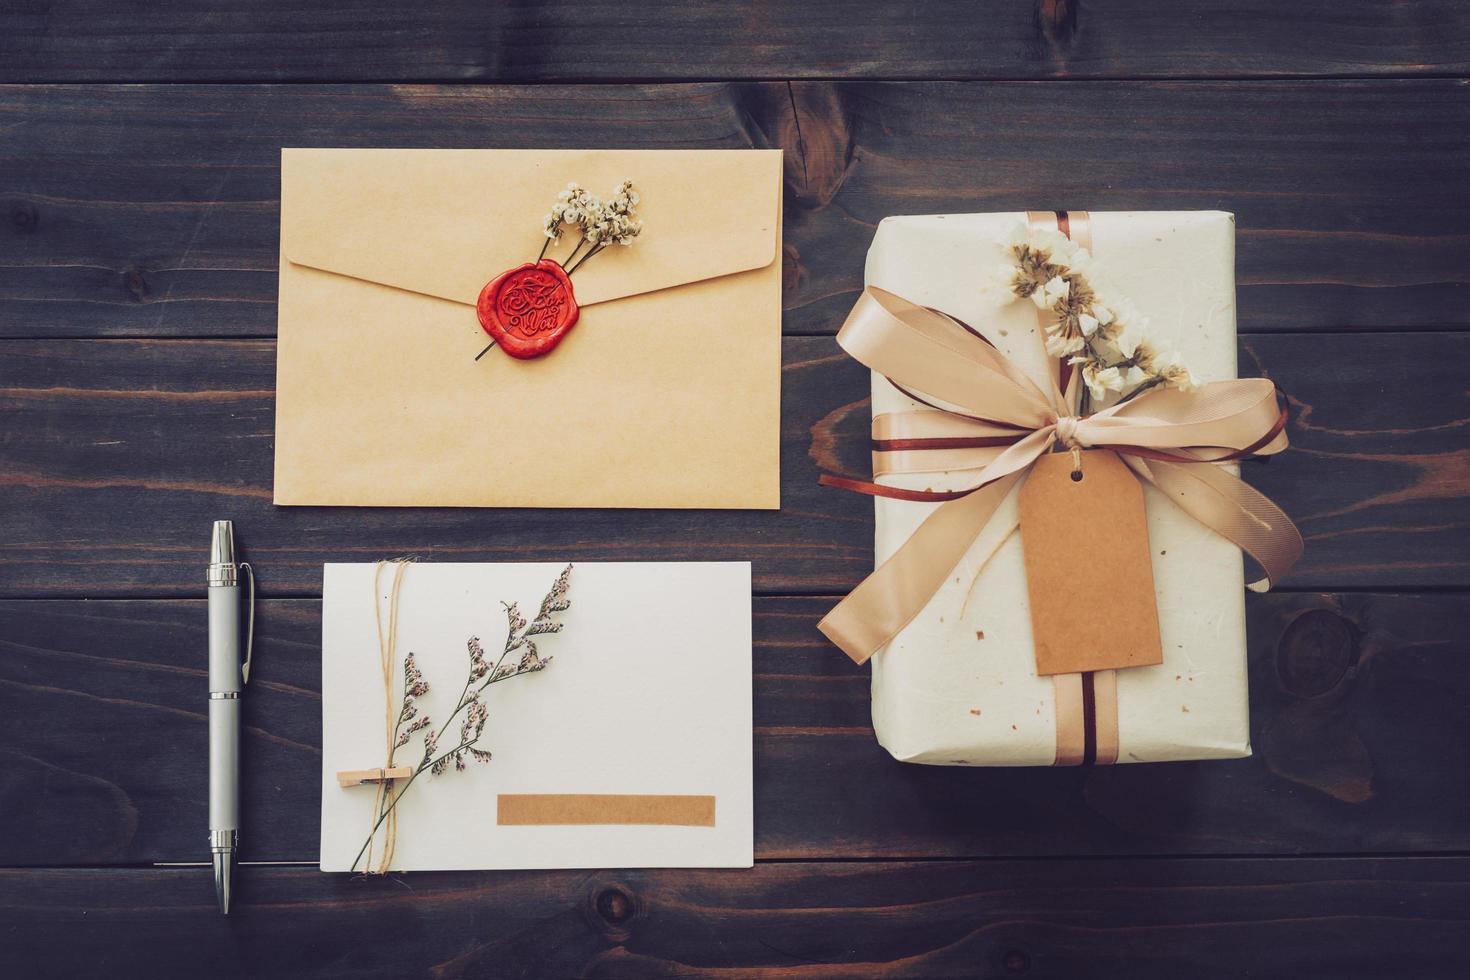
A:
[320, 562, 754, 871]
[275, 148, 782, 508]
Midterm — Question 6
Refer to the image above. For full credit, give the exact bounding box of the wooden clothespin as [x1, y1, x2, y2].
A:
[335, 766, 413, 789]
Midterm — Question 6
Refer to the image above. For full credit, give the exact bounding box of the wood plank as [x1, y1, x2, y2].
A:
[2, 859, 1468, 979]
[3, 1, 1468, 83]
[2, 81, 1467, 339]
[1, 331, 1464, 597]
[2, 592, 1466, 866]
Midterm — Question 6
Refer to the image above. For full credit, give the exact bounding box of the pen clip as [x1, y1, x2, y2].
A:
[239, 562, 256, 685]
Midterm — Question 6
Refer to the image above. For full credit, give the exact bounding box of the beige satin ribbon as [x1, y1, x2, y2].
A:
[819, 292, 1302, 678]
[1052, 673, 1087, 767]
[1092, 670, 1120, 766]
[824, 276, 1299, 766]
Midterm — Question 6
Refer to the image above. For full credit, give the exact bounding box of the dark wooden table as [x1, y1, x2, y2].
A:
[3, 3, 1469, 977]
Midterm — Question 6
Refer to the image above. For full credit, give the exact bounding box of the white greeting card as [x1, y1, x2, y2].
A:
[319, 562, 753, 871]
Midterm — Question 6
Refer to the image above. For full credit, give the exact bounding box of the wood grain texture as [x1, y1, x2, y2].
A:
[3, 81, 1468, 339]
[3, 7, 1468, 975]
[4, 858, 1469, 979]
[1, 332, 1464, 598]
[2, 592, 1466, 866]
[3, 1, 1468, 83]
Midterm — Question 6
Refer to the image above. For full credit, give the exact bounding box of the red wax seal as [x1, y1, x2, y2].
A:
[476, 259, 580, 359]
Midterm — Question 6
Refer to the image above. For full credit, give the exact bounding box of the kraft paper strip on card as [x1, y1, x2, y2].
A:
[497, 794, 716, 827]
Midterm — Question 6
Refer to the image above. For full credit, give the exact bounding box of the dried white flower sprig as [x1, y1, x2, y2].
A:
[350, 564, 574, 873]
[991, 224, 1198, 411]
[539, 180, 643, 275]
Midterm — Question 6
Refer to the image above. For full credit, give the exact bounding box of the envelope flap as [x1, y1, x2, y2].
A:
[281, 148, 782, 308]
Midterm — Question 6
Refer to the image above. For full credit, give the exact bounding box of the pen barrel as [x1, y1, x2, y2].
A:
[208, 585, 243, 693]
[208, 581, 241, 837]
[209, 698, 239, 832]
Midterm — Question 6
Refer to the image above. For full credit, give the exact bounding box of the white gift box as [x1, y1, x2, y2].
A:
[864, 211, 1250, 765]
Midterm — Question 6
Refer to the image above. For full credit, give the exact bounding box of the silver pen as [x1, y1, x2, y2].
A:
[207, 520, 253, 914]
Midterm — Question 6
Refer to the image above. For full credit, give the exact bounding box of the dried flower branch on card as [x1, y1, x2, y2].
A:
[351, 564, 574, 873]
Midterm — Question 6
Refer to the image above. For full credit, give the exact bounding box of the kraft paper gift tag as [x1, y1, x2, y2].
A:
[319, 562, 754, 872]
[1018, 450, 1164, 676]
[275, 149, 782, 508]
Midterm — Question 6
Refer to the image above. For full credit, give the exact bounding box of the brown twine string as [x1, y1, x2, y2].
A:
[364, 558, 411, 875]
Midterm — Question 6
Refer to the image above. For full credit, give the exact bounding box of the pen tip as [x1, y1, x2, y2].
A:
[213, 851, 232, 915]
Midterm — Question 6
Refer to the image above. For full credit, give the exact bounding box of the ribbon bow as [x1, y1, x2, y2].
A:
[818, 286, 1303, 665]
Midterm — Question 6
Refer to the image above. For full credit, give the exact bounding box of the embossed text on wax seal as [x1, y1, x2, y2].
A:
[477, 259, 581, 359]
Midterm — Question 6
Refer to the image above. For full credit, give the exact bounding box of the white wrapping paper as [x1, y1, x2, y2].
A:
[866, 211, 1250, 765]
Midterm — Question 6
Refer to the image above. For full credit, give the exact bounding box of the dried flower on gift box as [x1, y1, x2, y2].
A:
[990, 223, 1199, 412]
[351, 564, 574, 873]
